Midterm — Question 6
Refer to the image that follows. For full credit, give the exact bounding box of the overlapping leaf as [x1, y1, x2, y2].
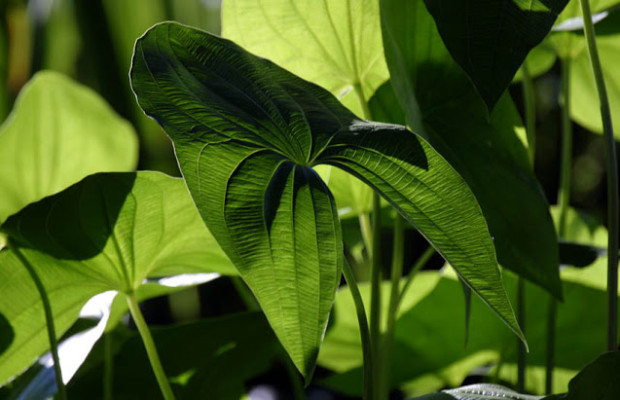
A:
[0, 71, 138, 224]
[0, 172, 235, 385]
[422, 0, 569, 109]
[130, 22, 523, 377]
[381, 0, 561, 298]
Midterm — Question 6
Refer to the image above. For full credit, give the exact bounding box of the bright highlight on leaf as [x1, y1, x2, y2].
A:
[130, 22, 524, 378]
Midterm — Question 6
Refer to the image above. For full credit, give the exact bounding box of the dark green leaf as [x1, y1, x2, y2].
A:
[543, 352, 620, 400]
[558, 241, 606, 267]
[0, 172, 235, 385]
[381, 0, 561, 299]
[130, 22, 525, 378]
[422, 0, 569, 109]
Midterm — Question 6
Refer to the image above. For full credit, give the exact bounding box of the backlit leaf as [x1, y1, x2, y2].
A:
[130, 22, 523, 378]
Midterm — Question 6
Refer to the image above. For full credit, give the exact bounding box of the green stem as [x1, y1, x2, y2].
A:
[380, 214, 405, 399]
[547, 56, 573, 395]
[397, 246, 435, 306]
[516, 277, 526, 393]
[342, 260, 373, 400]
[104, 332, 113, 400]
[8, 240, 66, 400]
[359, 213, 373, 262]
[369, 193, 382, 399]
[522, 61, 537, 166]
[545, 298, 557, 394]
[231, 276, 260, 311]
[125, 293, 176, 400]
[282, 351, 306, 400]
[578, 0, 619, 352]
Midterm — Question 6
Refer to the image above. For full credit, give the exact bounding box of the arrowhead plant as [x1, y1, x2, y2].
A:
[130, 22, 523, 380]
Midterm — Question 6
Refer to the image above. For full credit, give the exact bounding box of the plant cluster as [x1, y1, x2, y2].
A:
[0, 0, 619, 399]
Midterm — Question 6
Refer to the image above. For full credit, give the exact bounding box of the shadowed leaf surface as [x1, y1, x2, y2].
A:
[422, 0, 569, 109]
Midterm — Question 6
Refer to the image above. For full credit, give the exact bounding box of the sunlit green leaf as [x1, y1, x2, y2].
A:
[130, 21, 523, 378]
[381, 0, 561, 299]
[222, 0, 389, 117]
[422, 0, 569, 110]
[0, 71, 138, 224]
[0, 172, 235, 385]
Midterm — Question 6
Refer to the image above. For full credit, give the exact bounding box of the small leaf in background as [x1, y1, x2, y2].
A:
[131, 22, 523, 377]
[0, 172, 236, 385]
[0, 71, 138, 224]
[422, 0, 569, 110]
[380, 0, 561, 298]
[67, 313, 279, 400]
[543, 351, 620, 400]
[441, 383, 543, 400]
[222, 0, 389, 117]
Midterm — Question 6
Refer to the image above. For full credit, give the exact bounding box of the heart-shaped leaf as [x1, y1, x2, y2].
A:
[381, 0, 562, 298]
[0, 71, 138, 224]
[0, 172, 235, 385]
[422, 0, 569, 110]
[130, 22, 523, 378]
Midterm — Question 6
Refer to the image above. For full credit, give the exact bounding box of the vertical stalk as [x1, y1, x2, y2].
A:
[522, 62, 537, 166]
[104, 332, 114, 400]
[369, 192, 382, 399]
[342, 260, 374, 400]
[548, 57, 573, 394]
[578, 0, 619, 351]
[354, 83, 383, 398]
[125, 293, 176, 400]
[516, 60, 537, 394]
[380, 214, 405, 399]
[8, 240, 66, 400]
[516, 277, 526, 393]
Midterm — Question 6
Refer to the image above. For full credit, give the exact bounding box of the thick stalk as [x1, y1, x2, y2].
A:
[380, 214, 405, 399]
[8, 240, 66, 400]
[579, 0, 619, 351]
[522, 62, 537, 166]
[516, 59, 538, 393]
[354, 83, 382, 398]
[548, 57, 573, 394]
[516, 277, 526, 393]
[369, 192, 382, 399]
[342, 260, 374, 400]
[125, 293, 176, 400]
[104, 332, 114, 400]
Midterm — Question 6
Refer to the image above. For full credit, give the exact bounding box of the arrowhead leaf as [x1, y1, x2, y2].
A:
[130, 22, 524, 377]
